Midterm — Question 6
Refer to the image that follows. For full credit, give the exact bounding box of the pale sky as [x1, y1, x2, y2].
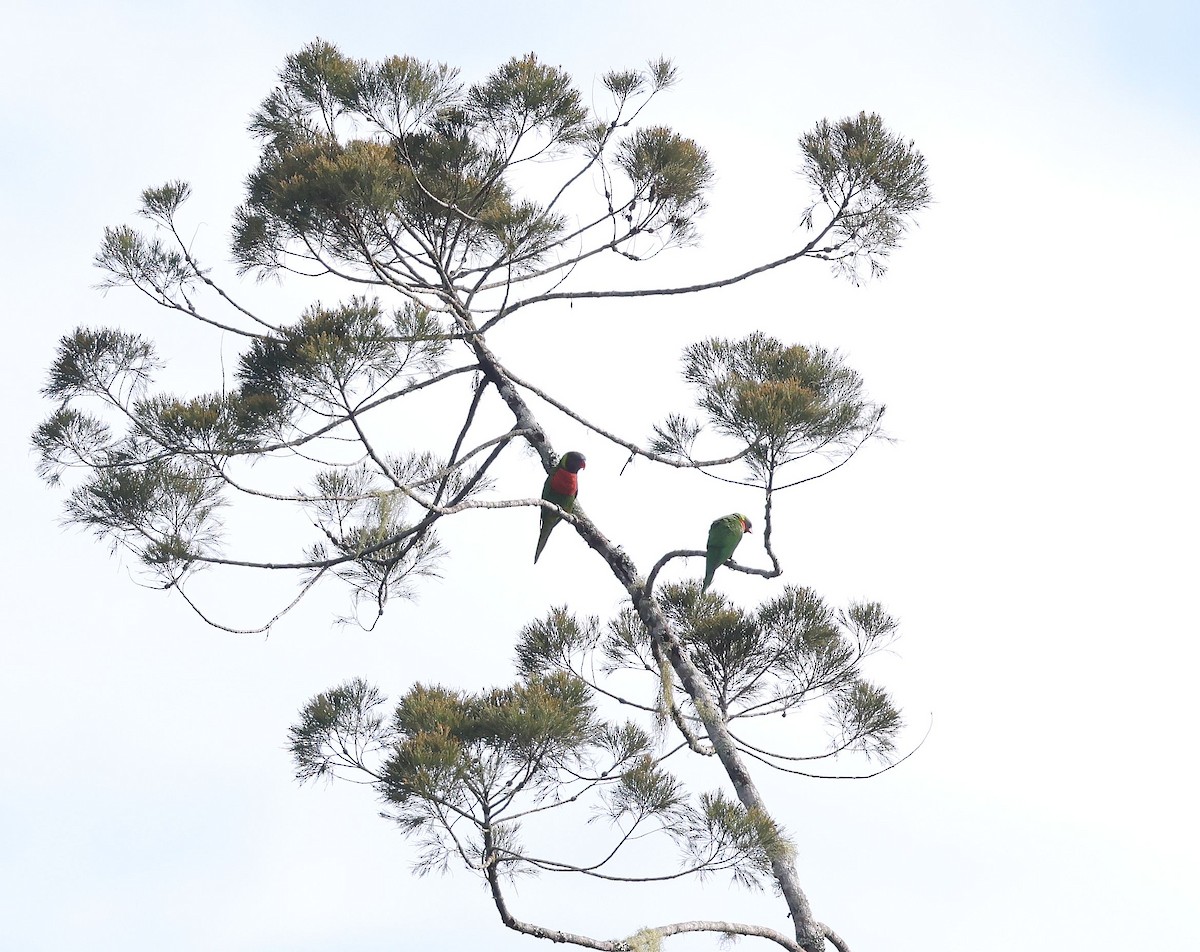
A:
[3, 2, 1198, 950]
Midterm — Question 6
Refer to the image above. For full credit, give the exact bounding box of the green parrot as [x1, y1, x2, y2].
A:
[534, 451, 587, 563]
[702, 513, 752, 591]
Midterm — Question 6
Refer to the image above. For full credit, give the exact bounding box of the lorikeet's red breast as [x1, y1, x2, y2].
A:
[548, 467, 578, 497]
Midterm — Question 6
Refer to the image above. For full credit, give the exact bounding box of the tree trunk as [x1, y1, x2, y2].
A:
[464, 313, 831, 951]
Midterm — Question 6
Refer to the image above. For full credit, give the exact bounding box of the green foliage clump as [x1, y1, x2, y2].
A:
[236, 296, 447, 420]
[799, 110, 931, 282]
[232, 41, 636, 277]
[65, 459, 224, 576]
[650, 332, 884, 485]
[286, 570, 904, 897]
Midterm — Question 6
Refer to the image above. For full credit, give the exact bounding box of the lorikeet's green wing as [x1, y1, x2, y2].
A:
[702, 513, 751, 591]
[534, 451, 586, 563]
[535, 476, 572, 562]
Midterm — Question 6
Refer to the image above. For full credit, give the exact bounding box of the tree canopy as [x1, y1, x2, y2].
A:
[35, 40, 930, 952]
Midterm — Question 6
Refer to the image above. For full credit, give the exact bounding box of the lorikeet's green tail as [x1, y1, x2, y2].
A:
[534, 451, 586, 563]
[702, 513, 751, 591]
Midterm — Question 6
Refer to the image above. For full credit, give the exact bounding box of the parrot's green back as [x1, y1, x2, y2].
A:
[703, 513, 749, 591]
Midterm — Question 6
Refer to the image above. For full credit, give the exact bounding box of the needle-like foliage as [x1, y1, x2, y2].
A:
[35, 40, 931, 952]
[672, 333, 885, 484]
[799, 111, 930, 282]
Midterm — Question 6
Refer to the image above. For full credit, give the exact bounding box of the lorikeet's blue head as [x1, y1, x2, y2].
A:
[560, 451, 586, 473]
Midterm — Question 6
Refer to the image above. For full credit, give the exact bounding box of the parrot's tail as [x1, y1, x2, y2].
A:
[533, 521, 553, 563]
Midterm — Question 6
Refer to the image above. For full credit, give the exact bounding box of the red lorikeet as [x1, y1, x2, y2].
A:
[534, 451, 586, 563]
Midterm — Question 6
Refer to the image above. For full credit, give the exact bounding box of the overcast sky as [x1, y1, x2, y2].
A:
[3, 2, 1198, 950]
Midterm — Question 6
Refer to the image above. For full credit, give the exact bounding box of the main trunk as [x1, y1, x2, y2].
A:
[459, 307, 829, 951]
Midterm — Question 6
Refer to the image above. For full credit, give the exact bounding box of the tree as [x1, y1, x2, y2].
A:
[34, 41, 930, 952]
